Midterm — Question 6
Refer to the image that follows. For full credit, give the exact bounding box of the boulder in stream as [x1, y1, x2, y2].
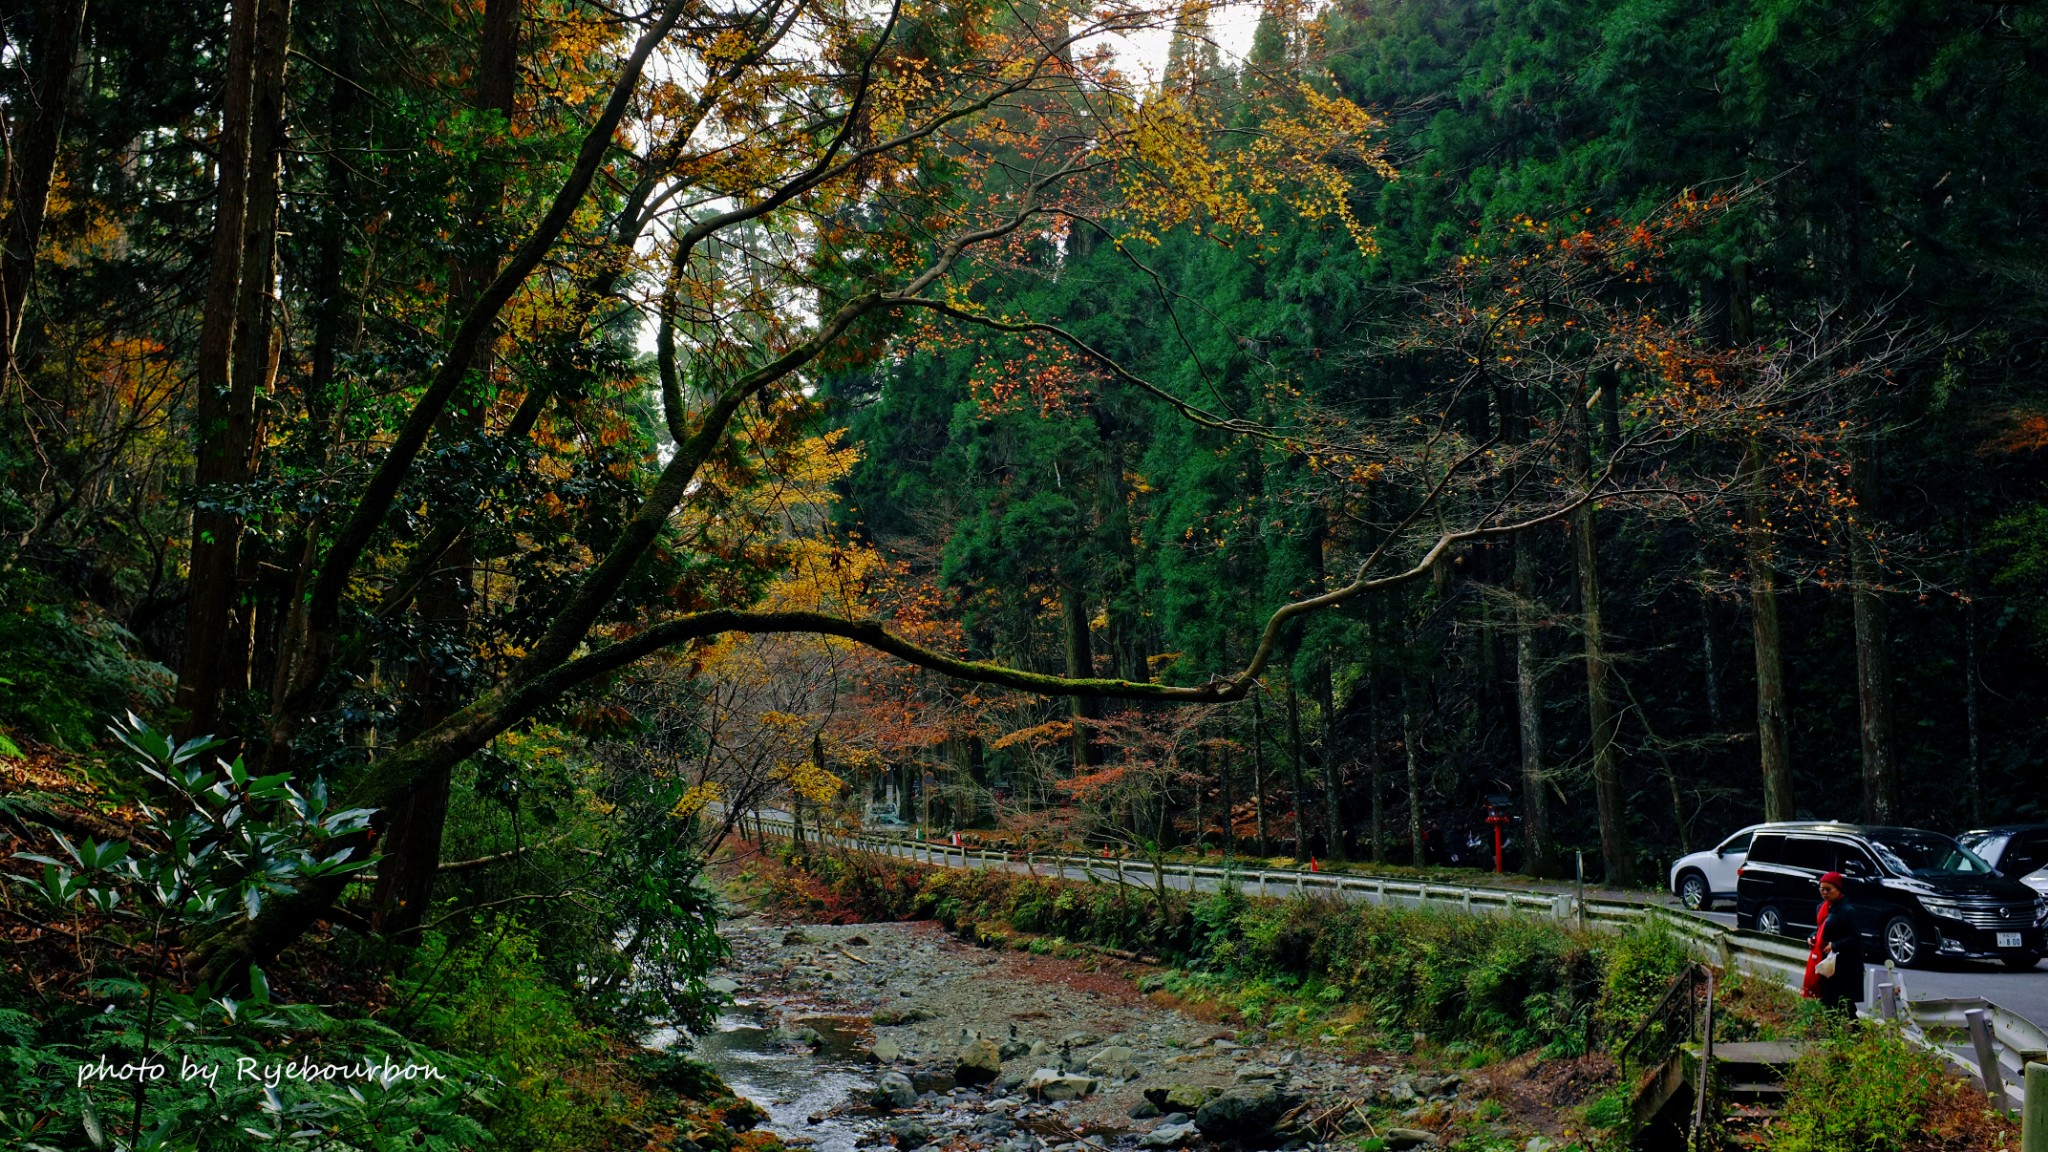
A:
[1085, 1045, 1137, 1082]
[1143, 1086, 1220, 1113]
[872, 1071, 918, 1111]
[1192, 1084, 1299, 1145]
[1023, 1068, 1098, 1102]
[956, 1038, 1003, 1084]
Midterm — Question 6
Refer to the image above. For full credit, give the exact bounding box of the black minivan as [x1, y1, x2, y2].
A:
[1735, 823, 2048, 970]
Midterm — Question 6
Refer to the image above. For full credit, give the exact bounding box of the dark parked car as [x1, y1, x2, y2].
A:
[1958, 824, 2048, 899]
[1735, 823, 2048, 969]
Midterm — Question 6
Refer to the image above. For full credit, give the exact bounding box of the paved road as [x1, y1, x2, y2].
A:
[1689, 908, 2048, 1035]
[833, 831, 2048, 1035]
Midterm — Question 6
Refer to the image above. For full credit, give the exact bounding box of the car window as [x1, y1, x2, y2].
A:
[1959, 832, 2008, 867]
[1867, 832, 1995, 878]
[1747, 834, 1786, 864]
[1833, 843, 1880, 877]
[1782, 837, 1833, 871]
[2004, 833, 2048, 876]
[1716, 830, 1756, 854]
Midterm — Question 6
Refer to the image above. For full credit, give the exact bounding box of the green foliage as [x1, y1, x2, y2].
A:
[400, 925, 645, 1152]
[1592, 923, 1695, 1038]
[0, 572, 170, 750]
[0, 717, 488, 1152]
[1769, 1023, 1981, 1152]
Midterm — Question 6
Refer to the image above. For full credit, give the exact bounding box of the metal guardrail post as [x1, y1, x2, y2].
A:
[1574, 851, 1587, 931]
[2024, 1062, 2047, 1152]
[1967, 1008, 2007, 1100]
[1692, 966, 1717, 1144]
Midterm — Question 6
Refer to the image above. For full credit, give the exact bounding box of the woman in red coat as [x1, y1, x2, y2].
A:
[1802, 871, 1864, 1017]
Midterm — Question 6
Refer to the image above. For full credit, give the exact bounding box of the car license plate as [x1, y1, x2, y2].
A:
[1998, 932, 2023, 949]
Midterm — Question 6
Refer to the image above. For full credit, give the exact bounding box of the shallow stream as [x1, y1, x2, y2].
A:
[650, 1002, 874, 1152]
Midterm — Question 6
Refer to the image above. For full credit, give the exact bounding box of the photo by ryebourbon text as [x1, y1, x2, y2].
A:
[75, 1052, 446, 1090]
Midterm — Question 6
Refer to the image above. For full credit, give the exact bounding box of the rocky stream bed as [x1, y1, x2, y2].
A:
[650, 915, 1556, 1152]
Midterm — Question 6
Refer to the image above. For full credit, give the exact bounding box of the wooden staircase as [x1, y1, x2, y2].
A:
[1631, 1040, 1805, 1149]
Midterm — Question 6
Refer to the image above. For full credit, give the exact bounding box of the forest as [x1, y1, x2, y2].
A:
[3, 0, 2047, 1145]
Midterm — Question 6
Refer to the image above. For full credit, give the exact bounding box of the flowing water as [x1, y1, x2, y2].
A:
[648, 1002, 875, 1152]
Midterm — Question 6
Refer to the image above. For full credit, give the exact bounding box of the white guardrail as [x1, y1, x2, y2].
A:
[751, 815, 2043, 1111]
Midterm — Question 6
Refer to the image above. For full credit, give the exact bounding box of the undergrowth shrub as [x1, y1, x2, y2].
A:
[1768, 1021, 2017, 1152]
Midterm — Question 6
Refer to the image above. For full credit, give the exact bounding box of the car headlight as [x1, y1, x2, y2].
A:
[2035, 897, 2047, 926]
[1921, 899, 1964, 918]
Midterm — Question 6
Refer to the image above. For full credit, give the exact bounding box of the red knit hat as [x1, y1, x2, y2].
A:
[1818, 871, 1846, 887]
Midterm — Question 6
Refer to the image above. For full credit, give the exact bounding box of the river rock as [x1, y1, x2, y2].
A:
[1233, 1064, 1279, 1082]
[1058, 1032, 1102, 1048]
[1085, 1046, 1137, 1082]
[957, 1039, 1004, 1085]
[1143, 1086, 1220, 1113]
[872, 1071, 918, 1111]
[1193, 1084, 1298, 1144]
[1027, 1040, 1052, 1059]
[1413, 1073, 1459, 1098]
[1137, 1122, 1197, 1149]
[783, 929, 811, 944]
[887, 1118, 934, 1148]
[1023, 1069, 1097, 1102]
[872, 1036, 904, 1063]
[1000, 1039, 1032, 1060]
[705, 976, 740, 995]
[873, 1007, 933, 1026]
[1129, 1100, 1162, 1120]
[1384, 1129, 1438, 1149]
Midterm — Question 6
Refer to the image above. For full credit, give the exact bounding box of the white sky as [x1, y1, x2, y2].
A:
[1093, 1, 1266, 85]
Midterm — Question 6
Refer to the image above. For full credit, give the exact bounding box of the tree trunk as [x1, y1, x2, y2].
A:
[0, 0, 88, 361]
[1964, 586, 1984, 826]
[1250, 695, 1268, 856]
[1696, 548, 1723, 731]
[1512, 528, 1553, 877]
[1286, 682, 1307, 860]
[1401, 679, 1424, 866]
[1368, 605, 1387, 862]
[1319, 658, 1345, 861]
[1848, 437, 1896, 823]
[177, 0, 266, 741]
[1062, 581, 1097, 769]
[218, 0, 292, 712]
[1742, 437, 1796, 820]
[1219, 741, 1234, 852]
[1574, 402, 1634, 887]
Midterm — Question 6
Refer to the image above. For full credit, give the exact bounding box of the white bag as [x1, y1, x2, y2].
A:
[1814, 951, 1838, 978]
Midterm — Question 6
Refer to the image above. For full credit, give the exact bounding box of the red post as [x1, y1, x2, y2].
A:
[1485, 805, 1511, 873]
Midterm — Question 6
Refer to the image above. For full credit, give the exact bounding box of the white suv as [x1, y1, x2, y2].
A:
[1668, 825, 1769, 911]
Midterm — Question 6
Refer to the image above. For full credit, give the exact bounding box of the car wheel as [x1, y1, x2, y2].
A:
[2001, 952, 2043, 972]
[1676, 870, 1711, 911]
[1756, 905, 1786, 936]
[1883, 915, 1922, 967]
